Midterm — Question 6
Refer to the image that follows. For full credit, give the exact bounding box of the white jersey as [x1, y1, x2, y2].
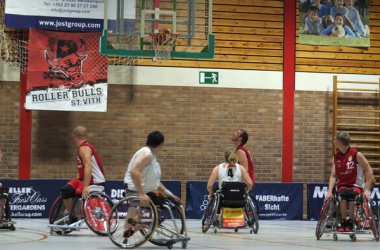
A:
[124, 147, 161, 193]
[217, 163, 242, 189]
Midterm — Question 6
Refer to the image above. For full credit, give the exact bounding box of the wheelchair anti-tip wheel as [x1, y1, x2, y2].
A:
[333, 233, 338, 241]
[82, 191, 114, 236]
[201, 195, 219, 233]
[107, 196, 158, 249]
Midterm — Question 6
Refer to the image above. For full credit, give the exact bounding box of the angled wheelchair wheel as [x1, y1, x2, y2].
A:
[315, 196, 333, 240]
[246, 196, 259, 234]
[149, 201, 185, 247]
[201, 195, 219, 233]
[0, 197, 5, 223]
[82, 191, 114, 236]
[107, 196, 158, 249]
[362, 197, 380, 242]
[48, 196, 73, 235]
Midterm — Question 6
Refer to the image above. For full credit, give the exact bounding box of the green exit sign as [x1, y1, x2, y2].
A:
[199, 71, 219, 84]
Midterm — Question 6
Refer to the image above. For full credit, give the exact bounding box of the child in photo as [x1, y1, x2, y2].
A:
[304, 6, 324, 35]
[345, 0, 369, 37]
[330, 0, 348, 17]
[321, 13, 356, 37]
[313, 0, 330, 17]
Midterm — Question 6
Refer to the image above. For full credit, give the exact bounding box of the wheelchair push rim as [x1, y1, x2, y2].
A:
[201, 195, 219, 233]
[107, 196, 158, 249]
[246, 196, 259, 234]
[315, 196, 334, 240]
[149, 202, 186, 247]
[362, 197, 380, 242]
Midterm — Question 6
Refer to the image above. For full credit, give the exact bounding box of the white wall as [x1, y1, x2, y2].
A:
[2, 63, 379, 91]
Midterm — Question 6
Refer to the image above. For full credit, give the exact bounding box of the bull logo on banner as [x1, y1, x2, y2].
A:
[44, 38, 88, 88]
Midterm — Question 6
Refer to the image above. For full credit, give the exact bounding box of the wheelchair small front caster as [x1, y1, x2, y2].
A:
[250, 228, 253, 234]
[349, 234, 356, 241]
[333, 234, 338, 241]
[9, 224, 15, 231]
[182, 241, 188, 249]
[167, 244, 173, 249]
[214, 228, 217, 234]
[234, 227, 238, 233]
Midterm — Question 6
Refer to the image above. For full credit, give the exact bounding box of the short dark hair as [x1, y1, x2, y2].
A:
[239, 129, 249, 145]
[309, 6, 320, 13]
[146, 131, 164, 148]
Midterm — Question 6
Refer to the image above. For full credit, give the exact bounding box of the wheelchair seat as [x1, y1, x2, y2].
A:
[88, 185, 105, 193]
[220, 182, 246, 208]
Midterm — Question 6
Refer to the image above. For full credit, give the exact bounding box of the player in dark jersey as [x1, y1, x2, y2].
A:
[60, 126, 106, 223]
[231, 129, 255, 185]
[326, 131, 374, 232]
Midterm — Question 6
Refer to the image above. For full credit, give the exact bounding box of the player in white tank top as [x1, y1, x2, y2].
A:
[123, 131, 181, 207]
[217, 163, 243, 189]
[207, 148, 253, 199]
[124, 146, 161, 193]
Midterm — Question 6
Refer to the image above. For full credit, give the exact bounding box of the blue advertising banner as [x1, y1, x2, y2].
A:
[0, 179, 181, 218]
[307, 183, 380, 220]
[186, 181, 304, 220]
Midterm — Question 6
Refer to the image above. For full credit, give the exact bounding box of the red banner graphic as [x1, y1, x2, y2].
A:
[27, 30, 107, 92]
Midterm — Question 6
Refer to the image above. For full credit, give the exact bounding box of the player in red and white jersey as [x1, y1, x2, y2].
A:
[231, 129, 255, 185]
[326, 131, 374, 232]
[60, 126, 106, 223]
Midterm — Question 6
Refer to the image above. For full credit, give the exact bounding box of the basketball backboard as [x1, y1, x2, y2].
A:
[100, 0, 214, 60]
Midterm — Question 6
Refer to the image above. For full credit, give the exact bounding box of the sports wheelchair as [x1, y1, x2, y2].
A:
[315, 187, 380, 241]
[48, 185, 113, 236]
[107, 191, 190, 249]
[201, 182, 259, 234]
[0, 186, 16, 231]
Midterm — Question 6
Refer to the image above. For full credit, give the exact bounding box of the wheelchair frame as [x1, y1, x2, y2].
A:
[0, 187, 16, 231]
[48, 185, 114, 236]
[315, 191, 380, 242]
[201, 190, 259, 234]
[107, 195, 190, 249]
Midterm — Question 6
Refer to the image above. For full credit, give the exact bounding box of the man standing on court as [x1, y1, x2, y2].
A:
[60, 126, 106, 223]
[231, 129, 255, 186]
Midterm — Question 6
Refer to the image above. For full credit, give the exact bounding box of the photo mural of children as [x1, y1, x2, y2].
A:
[299, 0, 370, 47]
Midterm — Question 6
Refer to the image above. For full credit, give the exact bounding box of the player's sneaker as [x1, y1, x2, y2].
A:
[345, 220, 353, 232]
[337, 220, 346, 232]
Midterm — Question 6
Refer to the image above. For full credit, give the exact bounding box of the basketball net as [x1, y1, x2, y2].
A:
[0, 0, 28, 74]
[150, 32, 179, 61]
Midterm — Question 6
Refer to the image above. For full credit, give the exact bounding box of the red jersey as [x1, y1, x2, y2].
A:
[334, 147, 365, 188]
[76, 141, 106, 184]
[237, 145, 255, 184]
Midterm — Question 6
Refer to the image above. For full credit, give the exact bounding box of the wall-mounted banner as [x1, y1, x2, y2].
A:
[26, 29, 108, 112]
[5, 0, 136, 32]
[0, 179, 180, 218]
[185, 181, 303, 220]
[307, 183, 380, 220]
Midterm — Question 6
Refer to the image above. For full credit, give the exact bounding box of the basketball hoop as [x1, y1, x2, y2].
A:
[150, 32, 179, 61]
